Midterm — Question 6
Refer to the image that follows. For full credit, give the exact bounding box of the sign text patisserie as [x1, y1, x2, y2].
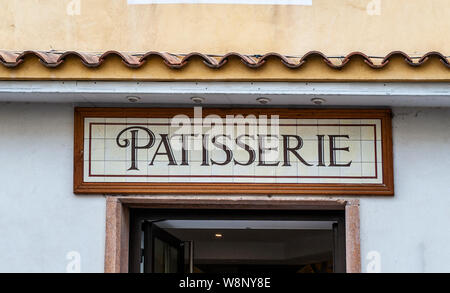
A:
[82, 108, 383, 185]
[116, 126, 354, 170]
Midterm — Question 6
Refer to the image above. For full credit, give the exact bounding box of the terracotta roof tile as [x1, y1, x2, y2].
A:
[0, 50, 448, 70]
[58, 51, 101, 67]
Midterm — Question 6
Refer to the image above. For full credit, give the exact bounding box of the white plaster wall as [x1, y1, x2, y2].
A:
[0, 103, 106, 273]
[359, 107, 450, 273]
[0, 104, 449, 273]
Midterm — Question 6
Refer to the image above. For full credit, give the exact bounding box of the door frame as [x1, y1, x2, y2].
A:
[104, 196, 360, 273]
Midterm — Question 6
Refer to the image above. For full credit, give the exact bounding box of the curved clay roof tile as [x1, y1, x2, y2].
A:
[0, 50, 448, 70]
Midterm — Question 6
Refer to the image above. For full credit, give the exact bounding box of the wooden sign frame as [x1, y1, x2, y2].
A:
[74, 107, 394, 196]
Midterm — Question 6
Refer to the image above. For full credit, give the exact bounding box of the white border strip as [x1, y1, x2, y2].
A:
[128, 0, 312, 5]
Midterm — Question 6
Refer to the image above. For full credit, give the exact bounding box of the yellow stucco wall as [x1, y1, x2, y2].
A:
[0, 0, 448, 80]
[1, 0, 449, 55]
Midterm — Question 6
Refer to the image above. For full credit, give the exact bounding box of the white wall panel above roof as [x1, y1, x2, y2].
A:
[128, 0, 312, 4]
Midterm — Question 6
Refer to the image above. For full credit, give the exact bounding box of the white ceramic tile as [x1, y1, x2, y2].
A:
[254, 165, 277, 183]
[104, 161, 127, 175]
[317, 164, 342, 183]
[150, 118, 170, 135]
[318, 165, 341, 177]
[84, 118, 105, 138]
[376, 121, 382, 141]
[361, 162, 377, 177]
[339, 119, 361, 140]
[126, 177, 148, 183]
[104, 176, 127, 183]
[233, 164, 255, 183]
[126, 117, 147, 124]
[124, 160, 148, 182]
[125, 160, 148, 175]
[188, 178, 210, 183]
[207, 176, 230, 184]
[321, 178, 342, 184]
[360, 119, 379, 125]
[148, 139, 180, 163]
[340, 162, 362, 177]
[318, 119, 341, 124]
[205, 125, 226, 140]
[376, 141, 383, 163]
[256, 152, 278, 167]
[104, 161, 127, 182]
[254, 120, 270, 136]
[170, 132, 192, 147]
[159, 117, 173, 124]
[199, 124, 212, 136]
[297, 120, 318, 140]
[90, 161, 105, 176]
[360, 126, 375, 141]
[210, 164, 233, 183]
[189, 146, 204, 163]
[147, 161, 169, 182]
[83, 162, 105, 182]
[259, 136, 281, 163]
[190, 164, 212, 183]
[297, 119, 317, 125]
[165, 135, 184, 163]
[211, 148, 231, 165]
[168, 165, 191, 182]
[235, 136, 258, 155]
[360, 119, 382, 140]
[296, 139, 320, 165]
[360, 176, 383, 184]
[280, 118, 296, 124]
[341, 179, 380, 184]
[90, 124, 105, 139]
[125, 126, 155, 141]
[233, 146, 256, 166]
[168, 116, 186, 127]
[339, 178, 367, 184]
[377, 162, 383, 179]
[338, 140, 362, 164]
[105, 139, 127, 161]
[82, 116, 386, 186]
[298, 163, 321, 183]
[318, 119, 341, 137]
[125, 140, 149, 162]
[105, 118, 126, 123]
[276, 163, 298, 183]
[221, 124, 235, 138]
[83, 162, 90, 182]
[83, 139, 90, 161]
[361, 140, 376, 162]
[301, 137, 329, 164]
[278, 119, 297, 135]
[105, 123, 127, 139]
[209, 133, 230, 163]
[167, 176, 190, 183]
[233, 123, 259, 138]
[360, 120, 381, 141]
[339, 119, 361, 124]
[275, 178, 297, 184]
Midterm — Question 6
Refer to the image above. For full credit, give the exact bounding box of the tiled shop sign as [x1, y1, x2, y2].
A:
[74, 108, 393, 195]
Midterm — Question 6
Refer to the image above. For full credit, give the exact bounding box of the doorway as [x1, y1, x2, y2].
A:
[129, 209, 346, 273]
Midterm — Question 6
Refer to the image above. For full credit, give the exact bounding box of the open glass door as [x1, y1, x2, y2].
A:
[143, 221, 185, 273]
[130, 210, 346, 273]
